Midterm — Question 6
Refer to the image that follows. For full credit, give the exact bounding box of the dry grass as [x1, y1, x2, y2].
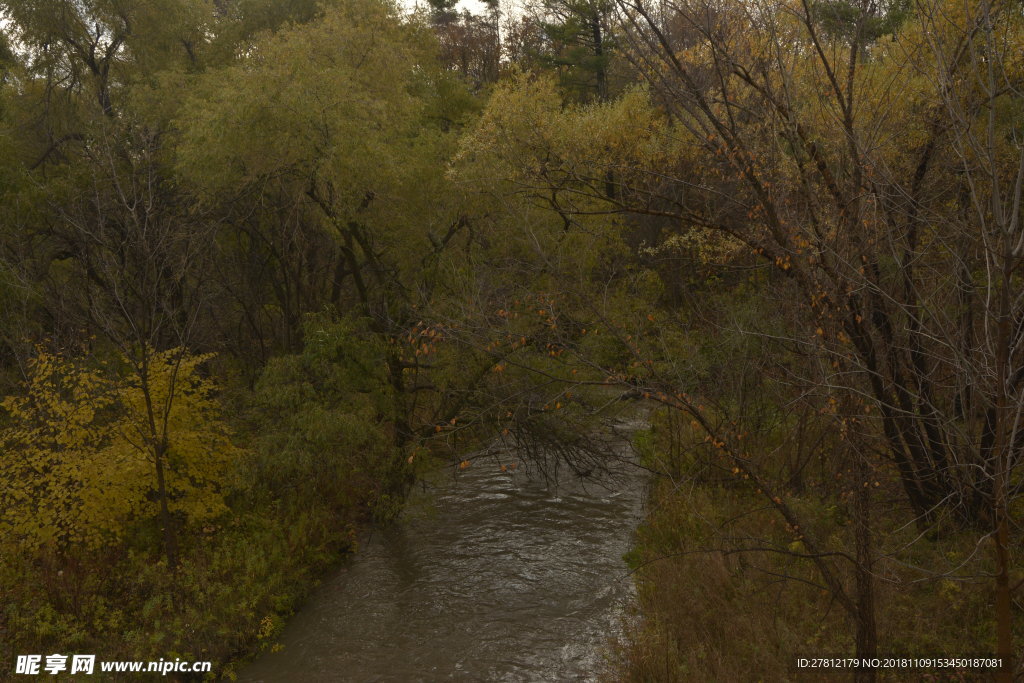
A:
[608, 476, 1012, 682]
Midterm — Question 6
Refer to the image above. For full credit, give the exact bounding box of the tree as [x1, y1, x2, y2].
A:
[0, 0, 277, 573]
[175, 0, 492, 492]
[520, 0, 617, 100]
[415, 0, 502, 90]
[0, 347, 239, 559]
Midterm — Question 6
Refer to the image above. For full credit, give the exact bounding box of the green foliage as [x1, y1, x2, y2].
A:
[811, 0, 912, 43]
[456, 74, 677, 207]
[426, 0, 459, 24]
[544, 0, 614, 95]
[245, 315, 397, 516]
[1, 0, 215, 92]
[175, 0, 437, 206]
[0, 29, 14, 69]
[209, 0, 324, 50]
[1, 507, 359, 670]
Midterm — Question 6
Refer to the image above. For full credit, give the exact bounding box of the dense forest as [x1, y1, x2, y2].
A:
[1, 0, 1023, 679]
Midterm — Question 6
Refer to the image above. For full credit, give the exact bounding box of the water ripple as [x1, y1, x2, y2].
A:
[242, 457, 646, 682]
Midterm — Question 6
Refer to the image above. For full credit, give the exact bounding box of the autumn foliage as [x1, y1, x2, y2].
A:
[0, 348, 238, 551]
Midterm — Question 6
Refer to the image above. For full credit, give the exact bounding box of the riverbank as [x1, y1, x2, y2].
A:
[612, 410, 1012, 681]
[1, 450, 373, 681]
[0, 340, 396, 681]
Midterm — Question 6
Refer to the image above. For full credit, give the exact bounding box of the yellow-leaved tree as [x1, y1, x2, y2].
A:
[0, 347, 239, 564]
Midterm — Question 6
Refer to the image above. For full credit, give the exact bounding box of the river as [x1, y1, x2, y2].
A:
[241, 430, 647, 682]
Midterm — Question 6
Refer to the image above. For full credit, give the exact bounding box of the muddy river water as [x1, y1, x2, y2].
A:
[241, 435, 647, 682]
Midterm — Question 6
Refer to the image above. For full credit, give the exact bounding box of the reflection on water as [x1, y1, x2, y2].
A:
[241, 441, 646, 682]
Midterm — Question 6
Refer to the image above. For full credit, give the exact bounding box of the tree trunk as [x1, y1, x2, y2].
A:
[992, 262, 1013, 683]
[153, 440, 179, 570]
[853, 455, 877, 683]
